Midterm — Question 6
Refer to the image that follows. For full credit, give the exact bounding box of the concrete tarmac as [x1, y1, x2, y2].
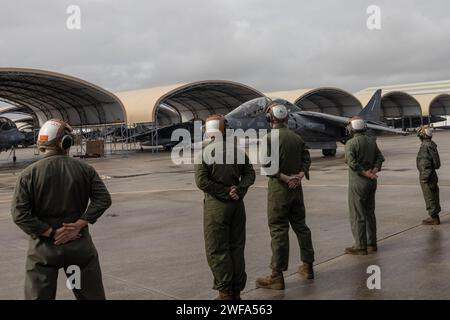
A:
[0, 132, 449, 300]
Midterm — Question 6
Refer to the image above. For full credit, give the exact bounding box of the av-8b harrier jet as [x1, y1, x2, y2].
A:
[225, 90, 405, 156]
[127, 90, 405, 155]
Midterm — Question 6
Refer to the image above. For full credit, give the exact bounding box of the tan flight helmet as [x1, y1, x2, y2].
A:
[265, 102, 288, 124]
[417, 125, 433, 139]
[37, 119, 74, 152]
[348, 116, 367, 132]
[204, 114, 227, 138]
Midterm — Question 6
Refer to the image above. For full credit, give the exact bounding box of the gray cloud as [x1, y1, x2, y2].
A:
[1, 0, 450, 93]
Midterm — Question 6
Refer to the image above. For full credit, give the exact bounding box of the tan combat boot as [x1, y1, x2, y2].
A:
[422, 217, 440, 225]
[216, 291, 234, 300]
[367, 245, 378, 253]
[345, 247, 368, 255]
[298, 263, 314, 280]
[255, 270, 285, 290]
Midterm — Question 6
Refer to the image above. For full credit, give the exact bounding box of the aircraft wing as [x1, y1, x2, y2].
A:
[365, 122, 409, 134]
[297, 111, 408, 135]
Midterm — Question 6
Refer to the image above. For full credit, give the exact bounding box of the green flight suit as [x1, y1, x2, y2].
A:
[417, 138, 441, 218]
[345, 133, 385, 249]
[11, 150, 112, 300]
[264, 124, 314, 271]
[195, 140, 255, 293]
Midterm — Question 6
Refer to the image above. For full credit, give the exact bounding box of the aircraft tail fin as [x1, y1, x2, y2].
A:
[359, 89, 382, 123]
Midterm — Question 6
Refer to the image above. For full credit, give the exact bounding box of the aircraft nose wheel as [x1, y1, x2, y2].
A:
[322, 148, 337, 157]
[8, 147, 18, 163]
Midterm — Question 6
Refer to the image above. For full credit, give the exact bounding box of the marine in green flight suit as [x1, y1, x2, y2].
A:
[256, 102, 315, 291]
[11, 119, 111, 300]
[194, 115, 255, 300]
[416, 126, 441, 225]
[344, 117, 385, 255]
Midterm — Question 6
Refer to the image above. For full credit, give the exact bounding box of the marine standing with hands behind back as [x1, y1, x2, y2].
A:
[195, 115, 256, 300]
[344, 116, 385, 256]
[256, 102, 315, 291]
[416, 126, 441, 225]
[11, 119, 112, 300]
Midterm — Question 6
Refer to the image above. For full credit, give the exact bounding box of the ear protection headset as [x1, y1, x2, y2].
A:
[204, 114, 228, 136]
[265, 102, 288, 123]
[54, 120, 74, 150]
[38, 119, 74, 151]
[60, 131, 74, 150]
[347, 116, 367, 133]
[417, 126, 433, 139]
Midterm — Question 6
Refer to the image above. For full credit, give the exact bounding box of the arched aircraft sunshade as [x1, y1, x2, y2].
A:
[415, 93, 450, 117]
[0, 68, 126, 127]
[267, 88, 362, 117]
[117, 81, 264, 126]
[380, 91, 422, 118]
[294, 88, 363, 117]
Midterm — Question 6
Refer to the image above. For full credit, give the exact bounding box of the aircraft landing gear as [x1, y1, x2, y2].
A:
[322, 148, 337, 157]
[8, 147, 17, 163]
[12, 146, 17, 163]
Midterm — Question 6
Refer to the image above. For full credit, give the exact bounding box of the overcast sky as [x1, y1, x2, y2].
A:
[1, 0, 450, 94]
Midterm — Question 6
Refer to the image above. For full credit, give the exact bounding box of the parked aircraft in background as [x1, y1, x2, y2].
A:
[0, 116, 25, 162]
[126, 120, 198, 151]
[225, 90, 406, 156]
[110, 90, 406, 156]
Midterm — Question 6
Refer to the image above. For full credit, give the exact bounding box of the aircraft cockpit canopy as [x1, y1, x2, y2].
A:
[227, 97, 270, 118]
[0, 117, 16, 131]
[269, 98, 302, 113]
[227, 97, 301, 119]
